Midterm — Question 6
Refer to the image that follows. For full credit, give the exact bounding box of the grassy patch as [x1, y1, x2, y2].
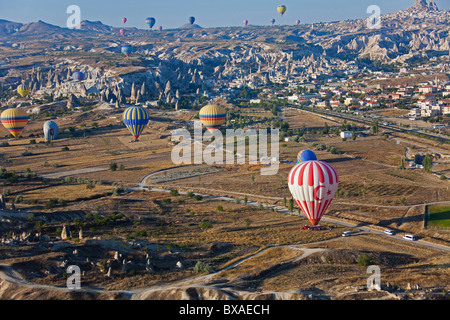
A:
[428, 206, 450, 228]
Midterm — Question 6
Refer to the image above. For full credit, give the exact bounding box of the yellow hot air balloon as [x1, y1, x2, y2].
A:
[199, 104, 226, 133]
[1, 108, 29, 138]
[17, 84, 30, 97]
[277, 5, 287, 16]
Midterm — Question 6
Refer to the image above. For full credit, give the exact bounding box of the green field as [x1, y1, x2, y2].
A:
[427, 206, 450, 229]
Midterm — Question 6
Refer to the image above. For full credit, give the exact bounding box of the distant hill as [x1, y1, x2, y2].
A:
[179, 24, 203, 29]
[19, 20, 65, 35]
[79, 20, 115, 33]
[0, 19, 23, 35]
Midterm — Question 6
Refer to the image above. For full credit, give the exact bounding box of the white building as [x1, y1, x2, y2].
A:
[340, 131, 353, 139]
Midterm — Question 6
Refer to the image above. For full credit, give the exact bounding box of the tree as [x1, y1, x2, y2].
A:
[323, 122, 329, 135]
[422, 154, 433, 173]
[288, 198, 294, 213]
[244, 217, 252, 228]
[372, 119, 379, 134]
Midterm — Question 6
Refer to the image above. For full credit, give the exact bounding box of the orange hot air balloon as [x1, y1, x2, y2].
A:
[1, 108, 29, 138]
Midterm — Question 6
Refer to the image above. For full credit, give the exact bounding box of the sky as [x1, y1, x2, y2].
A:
[1, 0, 449, 29]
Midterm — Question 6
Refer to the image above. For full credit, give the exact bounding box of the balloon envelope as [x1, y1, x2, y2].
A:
[122, 17, 127, 24]
[244, 20, 248, 26]
[199, 104, 226, 133]
[297, 150, 317, 163]
[120, 28, 126, 36]
[288, 160, 339, 226]
[17, 84, 30, 97]
[123, 106, 150, 140]
[43, 120, 59, 141]
[277, 5, 287, 16]
[189, 16, 195, 25]
[296, 19, 300, 25]
[121, 44, 132, 56]
[1, 108, 29, 138]
[72, 72, 85, 81]
[270, 18, 275, 25]
[145, 17, 156, 28]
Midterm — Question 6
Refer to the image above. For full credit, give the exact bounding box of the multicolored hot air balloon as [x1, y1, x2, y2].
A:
[199, 104, 226, 133]
[158, 26, 163, 31]
[277, 5, 287, 16]
[43, 120, 59, 142]
[243, 20, 248, 27]
[120, 28, 126, 36]
[145, 17, 156, 29]
[297, 150, 317, 163]
[189, 16, 195, 25]
[72, 72, 85, 82]
[122, 17, 127, 24]
[123, 106, 150, 141]
[1, 108, 29, 138]
[296, 19, 300, 25]
[288, 160, 339, 226]
[270, 18, 275, 25]
[17, 84, 30, 97]
[121, 44, 132, 56]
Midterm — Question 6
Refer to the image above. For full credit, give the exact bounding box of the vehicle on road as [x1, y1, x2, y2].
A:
[384, 229, 394, 235]
[403, 234, 417, 241]
[342, 231, 351, 237]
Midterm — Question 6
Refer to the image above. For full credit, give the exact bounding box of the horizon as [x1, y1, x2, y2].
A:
[1, 0, 449, 30]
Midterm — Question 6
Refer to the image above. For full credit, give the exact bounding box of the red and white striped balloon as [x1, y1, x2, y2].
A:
[288, 160, 339, 225]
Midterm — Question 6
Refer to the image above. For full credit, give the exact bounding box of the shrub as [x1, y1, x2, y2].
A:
[109, 162, 118, 171]
[356, 253, 375, 266]
[199, 220, 212, 231]
[170, 189, 179, 196]
[61, 146, 70, 151]
[194, 261, 212, 274]
[216, 205, 223, 212]
[161, 198, 172, 205]
[193, 194, 203, 201]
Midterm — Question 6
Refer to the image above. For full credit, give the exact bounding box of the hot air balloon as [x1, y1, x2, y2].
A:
[277, 5, 287, 16]
[72, 72, 85, 81]
[158, 26, 163, 31]
[145, 17, 156, 29]
[43, 120, 59, 142]
[121, 44, 132, 56]
[199, 104, 226, 133]
[296, 19, 300, 25]
[1, 108, 29, 138]
[123, 106, 150, 141]
[270, 18, 275, 25]
[17, 84, 30, 97]
[297, 150, 317, 163]
[120, 28, 126, 36]
[288, 160, 339, 226]
[189, 16, 195, 25]
[243, 20, 248, 27]
[122, 17, 127, 24]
